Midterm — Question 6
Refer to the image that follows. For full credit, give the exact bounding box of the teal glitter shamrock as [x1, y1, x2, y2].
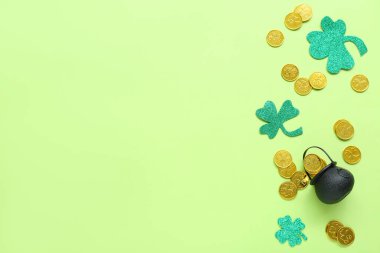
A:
[256, 100, 303, 139]
[275, 215, 307, 247]
[307, 16, 367, 74]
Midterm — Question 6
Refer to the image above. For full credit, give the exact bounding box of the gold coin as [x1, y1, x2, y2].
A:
[294, 4, 313, 22]
[320, 158, 328, 170]
[337, 227, 355, 245]
[291, 171, 309, 190]
[281, 64, 299, 82]
[274, 150, 293, 168]
[266, 30, 284, 47]
[335, 120, 354, 140]
[279, 181, 298, 200]
[308, 169, 321, 178]
[308, 171, 319, 178]
[333, 119, 349, 132]
[304, 154, 321, 174]
[326, 220, 344, 240]
[309, 72, 327, 90]
[343, 146, 361, 165]
[351, 74, 369, 93]
[278, 162, 297, 179]
[284, 12, 303, 30]
[294, 78, 312, 96]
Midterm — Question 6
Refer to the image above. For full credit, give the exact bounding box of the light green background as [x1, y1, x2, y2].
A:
[0, 0, 379, 252]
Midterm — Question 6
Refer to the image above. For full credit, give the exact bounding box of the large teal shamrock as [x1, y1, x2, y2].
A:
[307, 16, 367, 74]
[256, 100, 303, 139]
[275, 215, 307, 247]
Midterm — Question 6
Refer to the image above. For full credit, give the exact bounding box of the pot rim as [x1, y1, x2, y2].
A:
[309, 161, 337, 185]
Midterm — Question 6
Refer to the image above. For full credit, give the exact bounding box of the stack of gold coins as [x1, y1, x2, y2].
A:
[303, 153, 329, 179]
[274, 150, 309, 200]
[334, 119, 354, 141]
[326, 220, 355, 246]
[284, 4, 313, 31]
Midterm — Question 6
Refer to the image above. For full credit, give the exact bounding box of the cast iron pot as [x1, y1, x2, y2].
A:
[303, 146, 355, 204]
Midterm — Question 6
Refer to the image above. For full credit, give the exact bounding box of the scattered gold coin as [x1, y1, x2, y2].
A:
[294, 4, 313, 22]
[291, 171, 309, 190]
[343, 146, 361, 164]
[337, 227, 355, 245]
[294, 78, 312, 95]
[335, 120, 354, 141]
[309, 72, 327, 90]
[326, 220, 344, 240]
[281, 64, 299, 82]
[274, 150, 293, 169]
[304, 154, 322, 174]
[284, 12, 303, 30]
[278, 162, 297, 179]
[351, 74, 369, 93]
[333, 119, 349, 132]
[266, 30, 285, 47]
[279, 181, 298, 200]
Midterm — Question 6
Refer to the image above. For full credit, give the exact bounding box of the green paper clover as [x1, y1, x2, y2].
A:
[256, 100, 303, 139]
[275, 215, 307, 247]
[307, 16, 367, 74]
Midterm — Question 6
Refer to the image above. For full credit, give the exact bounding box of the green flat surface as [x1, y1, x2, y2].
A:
[0, 0, 379, 252]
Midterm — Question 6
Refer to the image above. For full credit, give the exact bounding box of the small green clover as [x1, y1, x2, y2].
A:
[256, 100, 303, 139]
[275, 215, 307, 247]
[307, 16, 367, 74]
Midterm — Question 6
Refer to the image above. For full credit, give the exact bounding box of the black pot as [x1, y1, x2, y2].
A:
[303, 146, 355, 204]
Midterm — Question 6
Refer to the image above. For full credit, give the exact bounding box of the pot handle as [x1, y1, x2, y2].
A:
[303, 146, 335, 164]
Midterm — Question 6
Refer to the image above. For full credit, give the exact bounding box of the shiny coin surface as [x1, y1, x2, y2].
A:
[337, 227, 355, 245]
[279, 181, 298, 200]
[309, 72, 327, 90]
[320, 158, 328, 170]
[294, 78, 312, 95]
[351, 74, 369, 93]
[335, 120, 354, 140]
[274, 150, 293, 168]
[308, 170, 320, 179]
[291, 171, 309, 190]
[278, 162, 297, 179]
[304, 154, 321, 174]
[326, 220, 344, 240]
[284, 12, 303, 30]
[281, 64, 299, 82]
[343, 146, 361, 164]
[266, 30, 284, 47]
[334, 119, 349, 132]
[294, 4, 313, 22]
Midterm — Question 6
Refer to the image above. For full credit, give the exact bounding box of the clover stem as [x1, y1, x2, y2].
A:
[343, 36, 368, 56]
[280, 126, 303, 137]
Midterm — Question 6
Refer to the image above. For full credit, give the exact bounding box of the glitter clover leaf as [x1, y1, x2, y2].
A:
[256, 100, 303, 139]
[275, 215, 307, 247]
[307, 16, 368, 74]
